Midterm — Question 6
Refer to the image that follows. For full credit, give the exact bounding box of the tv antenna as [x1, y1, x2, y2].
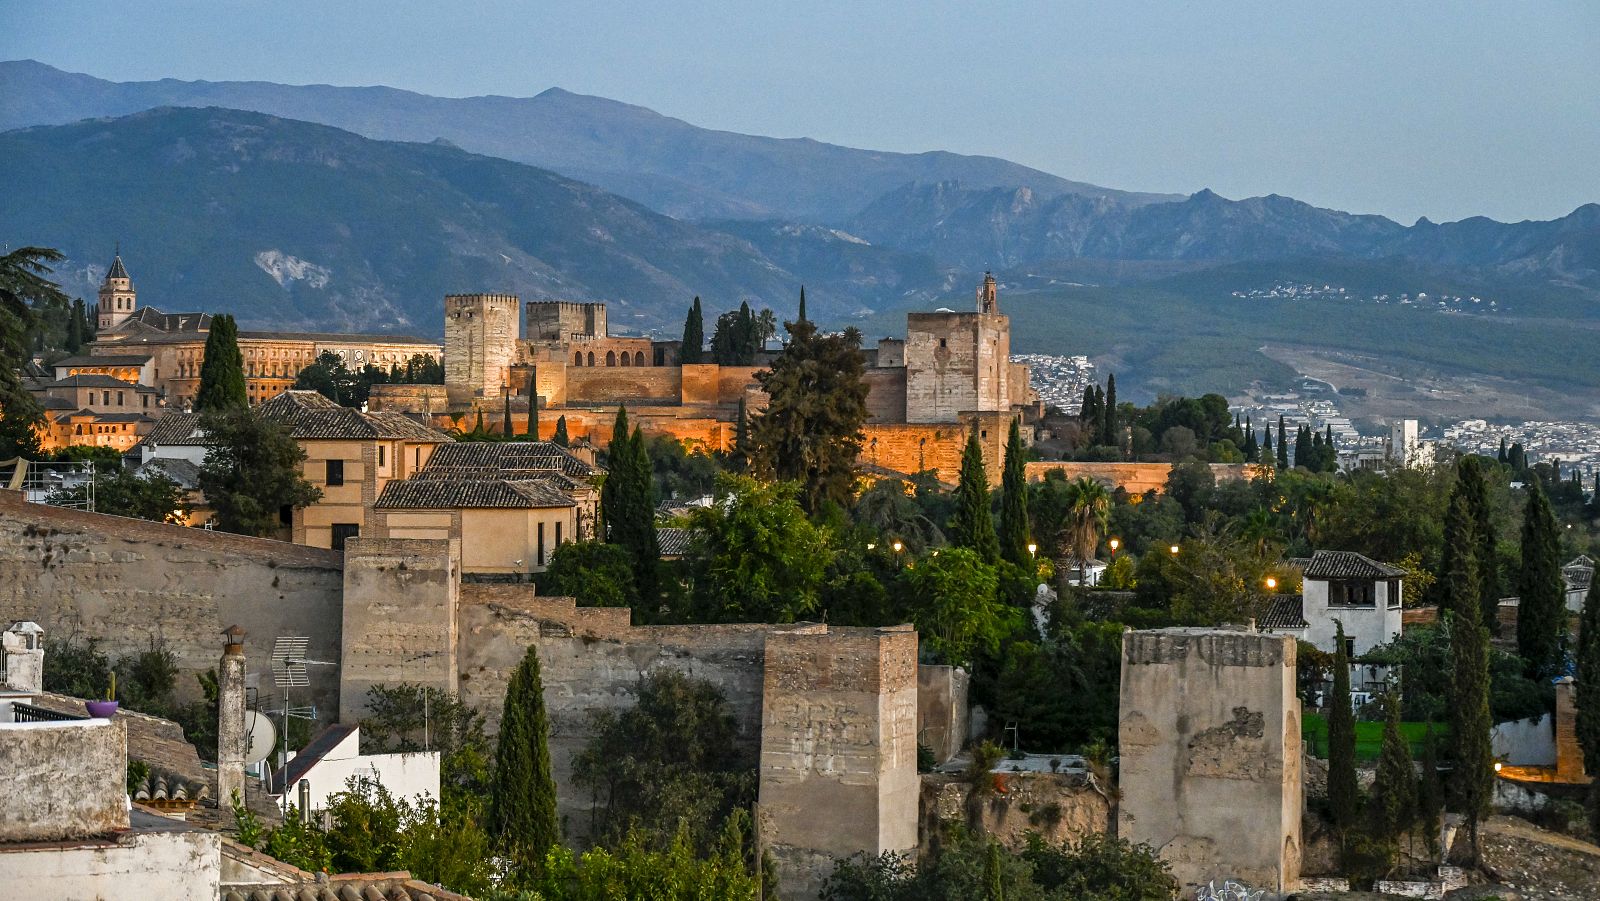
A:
[268, 636, 336, 809]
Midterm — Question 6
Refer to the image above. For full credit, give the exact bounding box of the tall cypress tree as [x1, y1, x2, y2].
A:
[952, 430, 1000, 564]
[984, 840, 1005, 901]
[1100, 373, 1117, 448]
[1293, 425, 1307, 470]
[796, 285, 807, 324]
[999, 418, 1031, 567]
[1517, 482, 1566, 678]
[1577, 568, 1600, 774]
[1458, 457, 1501, 633]
[1276, 416, 1289, 469]
[1328, 620, 1360, 838]
[730, 395, 751, 472]
[1446, 490, 1494, 864]
[1371, 692, 1418, 852]
[1438, 478, 1476, 620]
[552, 415, 569, 447]
[1324, 425, 1336, 470]
[1261, 427, 1273, 467]
[1498, 436, 1508, 465]
[600, 407, 630, 540]
[1079, 385, 1098, 433]
[1418, 722, 1444, 859]
[195, 314, 248, 412]
[679, 297, 704, 364]
[1243, 419, 1258, 462]
[626, 425, 660, 602]
[65, 297, 85, 352]
[1091, 385, 1106, 445]
[503, 388, 513, 436]
[489, 644, 559, 869]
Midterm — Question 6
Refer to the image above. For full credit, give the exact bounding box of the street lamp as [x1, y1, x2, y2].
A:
[1108, 538, 1120, 556]
[1027, 542, 1037, 557]
[892, 540, 903, 554]
[1265, 577, 1278, 590]
[1169, 544, 1180, 556]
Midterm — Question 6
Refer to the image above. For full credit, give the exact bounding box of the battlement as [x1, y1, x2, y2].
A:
[446, 293, 520, 313]
[526, 300, 608, 342]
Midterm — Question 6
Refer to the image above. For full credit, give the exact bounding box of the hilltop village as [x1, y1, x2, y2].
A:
[3, 250, 1600, 900]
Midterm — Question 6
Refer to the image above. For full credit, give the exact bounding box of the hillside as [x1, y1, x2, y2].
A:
[0, 107, 945, 334]
[0, 60, 1172, 223]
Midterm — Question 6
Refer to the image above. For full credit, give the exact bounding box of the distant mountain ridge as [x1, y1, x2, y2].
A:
[0, 107, 944, 334]
[0, 59, 1174, 223]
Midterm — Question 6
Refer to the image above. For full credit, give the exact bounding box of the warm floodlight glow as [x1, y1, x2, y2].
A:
[1170, 544, 1180, 555]
[1027, 542, 1038, 556]
[1265, 577, 1278, 590]
[892, 540, 903, 553]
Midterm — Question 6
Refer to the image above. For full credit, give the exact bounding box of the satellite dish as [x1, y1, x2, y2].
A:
[244, 710, 277, 766]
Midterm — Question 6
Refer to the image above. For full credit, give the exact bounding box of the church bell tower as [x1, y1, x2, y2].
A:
[97, 249, 137, 330]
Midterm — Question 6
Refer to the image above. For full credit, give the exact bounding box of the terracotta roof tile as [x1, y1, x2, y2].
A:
[1303, 550, 1405, 580]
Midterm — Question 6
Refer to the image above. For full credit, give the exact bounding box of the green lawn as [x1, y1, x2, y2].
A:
[1302, 712, 1445, 761]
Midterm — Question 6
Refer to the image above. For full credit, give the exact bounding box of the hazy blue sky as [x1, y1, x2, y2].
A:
[5, 1, 1596, 223]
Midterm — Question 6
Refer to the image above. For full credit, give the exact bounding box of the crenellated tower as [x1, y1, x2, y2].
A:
[444, 293, 521, 404]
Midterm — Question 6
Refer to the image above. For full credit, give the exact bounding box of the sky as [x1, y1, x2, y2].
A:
[4, 1, 1597, 224]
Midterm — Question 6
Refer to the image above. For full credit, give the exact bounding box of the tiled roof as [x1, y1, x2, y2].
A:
[106, 253, 129, 280]
[53, 354, 152, 367]
[375, 477, 576, 510]
[54, 410, 155, 424]
[1303, 550, 1405, 580]
[131, 767, 210, 806]
[37, 395, 76, 410]
[1260, 595, 1309, 630]
[657, 527, 697, 557]
[419, 441, 600, 478]
[239, 329, 435, 345]
[257, 391, 453, 442]
[224, 875, 477, 901]
[144, 412, 207, 446]
[138, 457, 202, 489]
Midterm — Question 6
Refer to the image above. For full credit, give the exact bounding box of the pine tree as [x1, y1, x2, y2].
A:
[1328, 620, 1360, 838]
[679, 297, 704, 365]
[1418, 722, 1444, 859]
[1577, 570, 1600, 774]
[796, 285, 807, 323]
[1446, 489, 1494, 864]
[1371, 693, 1418, 852]
[1277, 416, 1289, 469]
[952, 430, 1000, 564]
[999, 418, 1031, 568]
[1517, 481, 1566, 678]
[1100, 373, 1117, 448]
[489, 643, 559, 869]
[552, 415, 569, 447]
[195, 314, 248, 412]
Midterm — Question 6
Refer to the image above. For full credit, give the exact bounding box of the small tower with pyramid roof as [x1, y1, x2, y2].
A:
[97, 248, 137, 331]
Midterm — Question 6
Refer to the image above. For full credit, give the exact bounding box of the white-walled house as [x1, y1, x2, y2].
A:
[268, 724, 439, 814]
[1261, 550, 1405, 659]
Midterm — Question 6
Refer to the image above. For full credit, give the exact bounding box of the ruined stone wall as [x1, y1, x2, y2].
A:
[917, 664, 969, 764]
[444, 294, 520, 404]
[1119, 628, 1302, 893]
[0, 719, 127, 841]
[920, 771, 1112, 852]
[759, 624, 919, 899]
[565, 366, 683, 405]
[1026, 461, 1267, 494]
[338, 538, 459, 724]
[367, 384, 449, 415]
[0, 491, 344, 715]
[526, 301, 607, 342]
[454, 588, 771, 837]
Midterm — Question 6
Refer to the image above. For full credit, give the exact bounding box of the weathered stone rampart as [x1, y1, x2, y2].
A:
[0, 718, 128, 842]
[0, 491, 344, 715]
[1026, 461, 1267, 494]
[1119, 627, 1301, 892]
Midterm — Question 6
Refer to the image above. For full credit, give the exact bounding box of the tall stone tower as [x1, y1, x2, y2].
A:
[444, 293, 520, 405]
[904, 275, 1011, 423]
[97, 251, 137, 331]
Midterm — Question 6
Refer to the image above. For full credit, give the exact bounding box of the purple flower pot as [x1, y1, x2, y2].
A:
[85, 700, 119, 718]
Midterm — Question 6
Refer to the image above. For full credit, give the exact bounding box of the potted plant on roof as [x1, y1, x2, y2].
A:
[86, 672, 119, 718]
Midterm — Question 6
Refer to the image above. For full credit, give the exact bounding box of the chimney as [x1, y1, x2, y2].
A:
[2, 622, 45, 694]
[217, 625, 248, 808]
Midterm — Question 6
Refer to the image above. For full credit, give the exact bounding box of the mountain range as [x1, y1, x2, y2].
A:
[2, 59, 1599, 405]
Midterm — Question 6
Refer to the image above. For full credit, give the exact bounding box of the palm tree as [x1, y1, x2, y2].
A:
[1235, 507, 1283, 560]
[1062, 477, 1111, 585]
[854, 479, 944, 554]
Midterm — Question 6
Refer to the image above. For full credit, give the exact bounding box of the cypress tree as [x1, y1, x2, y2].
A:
[552, 415, 569, 447]
[1446, 489, 1494, 864]
[472, 409, 486, 436]
[1517, 481, 1565, 678]
[1418, 722, 1444, 859]
[1577, 569, 1600, 774]
[1325, 424, 1336, 469]
[1100, 373, 1117, 448]
[503, 388, 513, 436]
[65, 298, 84, 352]
[1092, 385, 1106, 444]
[730, 395, 751, 471]
[1509, 442, 1527, 474]
[1293, 425, 1307, 470]
[1079, 385, 1097, 432]
[600, 407, 630, 539]
[1459, 457, 1501, 633]
[489, 644, 559, 869]
[679, 297, 704, 364]
[1438, 480, 1475, 621]
[1261, 428, 1273, 467]
[952, 430, 1000, 564]
[999, 417, 1031, 568]
[796, 285, 807, 324]
[1277, 416, 1289, 469]
[1371, 692, 1418, 851]
[195, 314, 248, 412]
[1243, 420, 1258, 462]
[1498, 436, 1509, 465]
[984, 840, 1005, 901]
[626, 425, 660, 602]
[1328, 620, 1360, 838]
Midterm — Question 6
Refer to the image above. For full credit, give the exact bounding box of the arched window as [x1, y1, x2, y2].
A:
[574, 351, 583, 366]
[587, 352, 595, 366]
[606, 351, 616, 367]
[619, 352, 631, 367]
[635, 351, 646, 366]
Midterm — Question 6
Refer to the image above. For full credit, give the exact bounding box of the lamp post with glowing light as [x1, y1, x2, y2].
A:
[1108, 537, 1120, 558]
